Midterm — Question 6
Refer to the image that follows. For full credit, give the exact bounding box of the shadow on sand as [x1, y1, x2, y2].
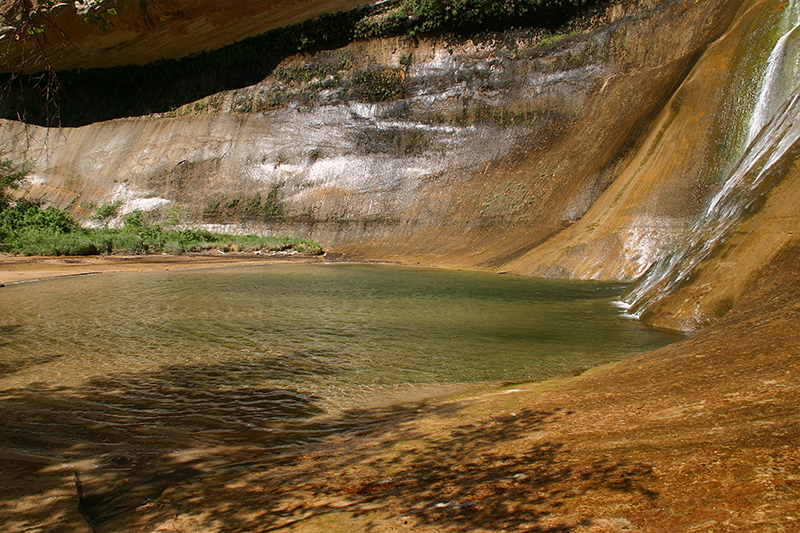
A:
[0, 360, 658, 532]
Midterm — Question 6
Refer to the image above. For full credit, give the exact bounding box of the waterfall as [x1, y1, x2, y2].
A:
[622, 4, 800, 320]
[622, 89, 800, 319]
[747, 0, 800, 145]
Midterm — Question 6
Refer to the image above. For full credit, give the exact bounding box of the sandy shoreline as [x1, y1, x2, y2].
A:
[0, 252, 329, 285]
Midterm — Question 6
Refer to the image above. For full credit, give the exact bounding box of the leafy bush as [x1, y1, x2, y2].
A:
[353, 0, 600, 41]
[354, 6, 411, 39]
[0, 199, 77, 234]
[0, 157, 28, 209]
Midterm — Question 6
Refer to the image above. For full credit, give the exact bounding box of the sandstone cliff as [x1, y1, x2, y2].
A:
[0, 0, 371, 72]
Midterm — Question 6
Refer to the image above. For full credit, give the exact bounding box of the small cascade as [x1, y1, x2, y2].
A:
[620, 1, 800, 322]
[623, 87, 800, 319]
[747, 0, 800, 145]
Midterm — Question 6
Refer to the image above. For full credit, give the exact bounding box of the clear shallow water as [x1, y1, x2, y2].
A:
[0, 264, 681, 525]
[1, 263, 680, 390]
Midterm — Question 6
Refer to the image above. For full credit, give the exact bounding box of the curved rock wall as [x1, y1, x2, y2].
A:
[504, 0, 800, 331]
[503, 0, 781, 281]
[2, 0, 740, 271]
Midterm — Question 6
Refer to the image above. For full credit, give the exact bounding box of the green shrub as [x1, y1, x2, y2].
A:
[354, 6, 411, 39]
[0, 156, 29, 209]
[351, 70, 405, 102]
[354, 0, 599, 40]
[122, 209, 148, 228]
[91, 200, 123, 220]
[0, 199, 77, 234]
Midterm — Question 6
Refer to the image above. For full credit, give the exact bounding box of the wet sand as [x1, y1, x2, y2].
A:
[1, 245, 798, 532]
[0, 252, 327, 285]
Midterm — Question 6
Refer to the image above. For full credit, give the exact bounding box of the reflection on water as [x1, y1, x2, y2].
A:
[0, 264, 682, 528]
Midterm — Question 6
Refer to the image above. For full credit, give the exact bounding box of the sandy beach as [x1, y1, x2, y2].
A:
[0, 252, 327, 286]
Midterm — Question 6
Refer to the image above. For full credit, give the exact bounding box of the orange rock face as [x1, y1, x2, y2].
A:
[0, 0, 371, 72]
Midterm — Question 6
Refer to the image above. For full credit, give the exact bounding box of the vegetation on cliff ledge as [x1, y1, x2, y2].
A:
[355, 0, 601, 39]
